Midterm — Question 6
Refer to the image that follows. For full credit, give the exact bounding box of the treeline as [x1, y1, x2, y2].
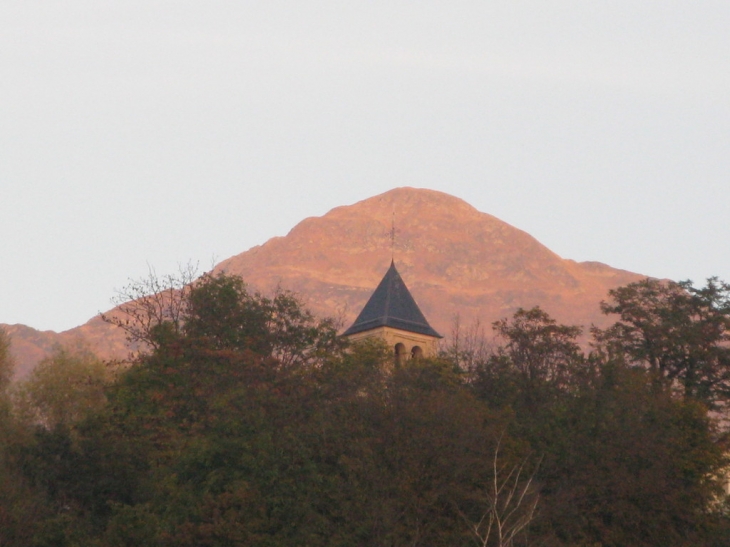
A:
[1, 273, 729, 546]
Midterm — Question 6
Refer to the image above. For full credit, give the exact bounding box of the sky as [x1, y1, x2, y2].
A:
[1, 1, 729, 332]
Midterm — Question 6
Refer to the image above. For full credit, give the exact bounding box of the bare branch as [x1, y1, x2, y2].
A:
[101, 262, 199, 354]
[457, 434, 541, 547]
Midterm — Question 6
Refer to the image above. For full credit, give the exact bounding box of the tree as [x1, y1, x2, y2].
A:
[48, 271, 351, 543]
[13, 347, 110, 431]
[442, 315, 493, 375]
[456, 436, 540, 547]
[594, 277, 730, 408]
[0, 326, 13, 392]
[492, 307, 583, 389]
[537, 362, 728, 547]
[473, 307, 585, 413]
[0, 327, 48, 547]
[105, 268, 346, 368]
[183, 272, 345, 365]
[102, 263, 199, 353]
[462, 303, 730, 545]
[0, 326, 14, 427]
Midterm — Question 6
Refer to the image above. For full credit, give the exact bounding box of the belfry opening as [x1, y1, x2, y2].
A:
[343, 261, 442, 360]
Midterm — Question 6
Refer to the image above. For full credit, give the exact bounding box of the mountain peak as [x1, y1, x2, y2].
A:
[8, 188, 645, 376]
[216, 187, 643, 336]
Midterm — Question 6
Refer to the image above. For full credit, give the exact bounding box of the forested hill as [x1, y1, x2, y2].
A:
[6, 187, 644, 377]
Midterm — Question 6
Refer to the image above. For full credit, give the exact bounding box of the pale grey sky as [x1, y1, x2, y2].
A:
[1, 1, 729, 332]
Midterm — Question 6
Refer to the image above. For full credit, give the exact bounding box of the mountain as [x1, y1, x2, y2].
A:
[5, 187, 645, 377]
[215, 187, 642, 337]
[3, 316, 131, 379]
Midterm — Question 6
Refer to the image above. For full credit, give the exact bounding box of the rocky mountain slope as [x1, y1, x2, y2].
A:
[215, 187, 643, 336]
[5, 187, 645, 377]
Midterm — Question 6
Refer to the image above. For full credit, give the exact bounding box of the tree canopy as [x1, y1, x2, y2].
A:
[594, 277, 730, 408]
[0, 272, 728, 546]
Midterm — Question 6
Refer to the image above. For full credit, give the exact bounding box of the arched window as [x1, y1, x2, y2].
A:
[395, 343, 407, 364]
[411, 346, 423, 359]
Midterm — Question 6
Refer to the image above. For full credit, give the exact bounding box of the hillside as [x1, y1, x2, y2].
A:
[214, 187, 643, 337]
[5, 187, 645, 377]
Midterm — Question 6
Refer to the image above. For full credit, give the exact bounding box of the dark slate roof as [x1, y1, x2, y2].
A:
[343, 261, 442, 338]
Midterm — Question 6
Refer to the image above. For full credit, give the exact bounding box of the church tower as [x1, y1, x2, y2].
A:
[343, 261, 442, 360]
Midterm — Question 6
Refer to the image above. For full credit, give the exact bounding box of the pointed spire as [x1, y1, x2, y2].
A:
[343, 262, 441, 338]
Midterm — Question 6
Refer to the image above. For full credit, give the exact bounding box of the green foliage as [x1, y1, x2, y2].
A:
[595, 277, 730, 408]
[0, 327, 15, 430]
[473, 307, 586, 414]
[0, 326, 13, 393]
[5, 272, 730, 546]
[471, 304, 730, 546]
[13, 347, 110, 431]
[537, 363, 726, 547]
[103, 503, 160, 547]
[183, 272, 270, 352]
[493, 307, 584, 386]
[91, 286, 527, 545]
[0, 326, 16, 449]
[0, 456, 48, 547]
[0, 329, 52, 547]
[184, 272, 346, 366]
